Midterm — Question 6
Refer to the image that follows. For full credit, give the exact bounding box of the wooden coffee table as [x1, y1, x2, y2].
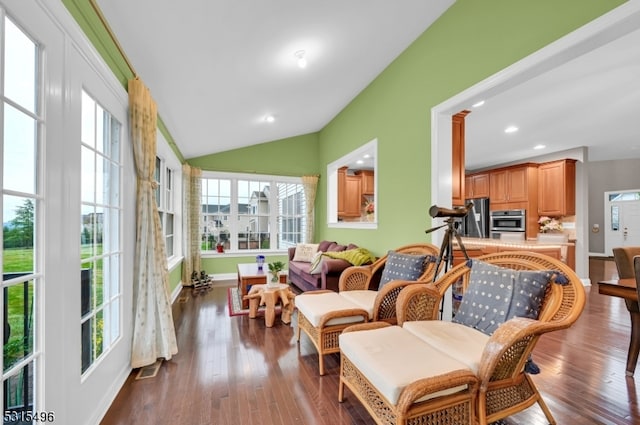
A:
[243, 283, 296, 327]
[237, 263, 287, 309]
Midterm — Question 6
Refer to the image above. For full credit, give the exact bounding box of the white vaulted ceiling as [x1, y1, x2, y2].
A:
[95, 0, 455, 159]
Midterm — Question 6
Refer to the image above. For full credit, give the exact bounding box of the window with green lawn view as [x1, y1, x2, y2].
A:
[2, 15, 40, 420]
[80, 90, 122, 374]
[200, 174, 307, 252]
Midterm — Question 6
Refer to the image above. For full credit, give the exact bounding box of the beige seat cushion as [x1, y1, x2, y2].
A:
[338, 290, 377, 319]
[339, 325, 470, 405]
[402, 321, 489, 374]
[295, 292, 366, 327]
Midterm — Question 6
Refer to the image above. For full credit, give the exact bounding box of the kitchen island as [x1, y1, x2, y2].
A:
[454, 237, 575, 270]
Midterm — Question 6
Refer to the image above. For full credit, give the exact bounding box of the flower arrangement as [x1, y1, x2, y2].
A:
[365, 201, 374, 215]
[538, 216, 563, 233]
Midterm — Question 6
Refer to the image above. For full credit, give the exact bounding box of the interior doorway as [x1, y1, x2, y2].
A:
[604, 189, 640, 255]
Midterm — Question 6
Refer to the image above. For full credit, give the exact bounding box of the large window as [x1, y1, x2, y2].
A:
[1, 16, 41, 420]
[155, 156, 175, 258]
[80, 90, 122, 374]
[201, 174, 306, 252]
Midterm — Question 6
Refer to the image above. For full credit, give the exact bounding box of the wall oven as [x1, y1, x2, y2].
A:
[490, 209, 526, 239]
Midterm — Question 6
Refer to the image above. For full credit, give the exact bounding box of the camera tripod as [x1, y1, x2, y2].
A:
[425, 216, 470, 281]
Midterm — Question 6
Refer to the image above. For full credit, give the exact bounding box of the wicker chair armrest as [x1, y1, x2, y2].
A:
[339, 266, 374, 291]
[395, 284, 442, 326]
[372, 280, 419, 323]
[477, 317, 551, 386]
[342, 321, 392, 334]
[318, 308, 369, 328]
[300, 290, 334, 296]
[395, 369, 479, 413]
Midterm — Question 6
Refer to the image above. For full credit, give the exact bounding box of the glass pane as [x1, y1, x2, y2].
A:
[109, 117, 121, 161]
[109, 255, 120, 299]
[611, 205, 619, 231]
[81, 266, 92, 317]
[95, 154, 104, 205]
[4, 18, 36, 113]
[3, 103, 36, 194]
[94, 258, 104, 307]
[81, 91, 95, 148]
[2, 196, 35, 274]
[110, 163, 120, 206]
[3, 280, 35, 371]
[94, 309, 104, 359]
[166, 235, 174, 257]
[81, 146, 95, 203]
[95, 104, 105, 153]
[81, 205, 95, 258]
[3, 361, 34, 414]
[81, 318, 92, 373]
[94, 206, 104, 252]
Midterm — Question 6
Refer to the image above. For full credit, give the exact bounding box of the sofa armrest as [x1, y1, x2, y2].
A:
[288, 247, 296, 261]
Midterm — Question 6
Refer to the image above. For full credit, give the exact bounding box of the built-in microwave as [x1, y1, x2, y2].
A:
[490, 209, 526, 239]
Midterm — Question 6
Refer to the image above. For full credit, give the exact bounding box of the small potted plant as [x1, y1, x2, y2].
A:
[267, 261, 285, 285]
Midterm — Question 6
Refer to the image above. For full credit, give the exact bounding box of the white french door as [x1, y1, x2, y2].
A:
[604, 190, 640, 255]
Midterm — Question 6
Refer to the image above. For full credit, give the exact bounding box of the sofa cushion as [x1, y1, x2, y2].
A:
[402, 320, 489, 374]
[296, 292, 367, 327]
[309, 251, 325, 274]
[378, 251, 427, 289]
[327, 243, 347, 252]
[452, 259, 553, 335]
[339, 326, 470, 405]
[338, 290, 377, 319]
[292, 243, 320, 262]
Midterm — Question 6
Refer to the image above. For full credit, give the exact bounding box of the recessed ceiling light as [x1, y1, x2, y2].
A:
[264, 115, 275, 123]
[533, 144, 546, 150]
[504, 125, 519, 133]
[294, 50, 307, 69]
[472, 100, 485, 108]
[363, 154, 371, 159]
[356, 160, 364, 165]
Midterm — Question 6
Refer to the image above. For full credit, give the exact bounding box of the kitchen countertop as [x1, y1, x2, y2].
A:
[458, 237, 575, 249]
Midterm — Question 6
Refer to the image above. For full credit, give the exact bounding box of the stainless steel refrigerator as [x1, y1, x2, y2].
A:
[461, 198, 490, 238]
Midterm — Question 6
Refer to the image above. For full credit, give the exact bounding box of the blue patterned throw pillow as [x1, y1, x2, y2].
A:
[452, 260, 553, 335]
[378, 251, 427, 289]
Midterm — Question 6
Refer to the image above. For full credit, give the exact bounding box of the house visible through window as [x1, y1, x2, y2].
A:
[1, 15, 41, 416]
[200, 174, 306, 252]
[80, 90, 122, 374]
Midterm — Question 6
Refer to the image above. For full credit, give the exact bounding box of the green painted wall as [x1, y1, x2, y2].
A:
[188, 132, 320, 175]
[168, 264, 183, 293]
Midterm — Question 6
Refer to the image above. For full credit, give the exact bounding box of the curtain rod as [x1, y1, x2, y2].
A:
[89, 0, 137, 78]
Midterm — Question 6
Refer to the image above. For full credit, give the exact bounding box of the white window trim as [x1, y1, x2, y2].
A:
[201, 171, 305, 256]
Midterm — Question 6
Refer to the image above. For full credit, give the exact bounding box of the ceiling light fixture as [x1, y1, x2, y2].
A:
[294, 50, 307, 69]
[504, 125, 519, 134]
[472, 100, 485, 108]
[264, 115, 275, 123]
[533, 144, 546, 150]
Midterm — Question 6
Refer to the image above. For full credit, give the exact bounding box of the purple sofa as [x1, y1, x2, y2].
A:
[288, 240, 357, 292]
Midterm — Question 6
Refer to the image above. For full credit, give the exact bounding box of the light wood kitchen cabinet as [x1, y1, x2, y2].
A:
[538, 159, 576, 216]
[489, 164, 539, 239]
[452, 110, 470, 207]
[338, 167, 362, 218]
[489, 164, 538, 204]
[465, 172, 490, 199]
[357, 170, 375, 195]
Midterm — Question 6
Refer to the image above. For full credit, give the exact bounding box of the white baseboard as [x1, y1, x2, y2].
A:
[91, 364, 131, 425]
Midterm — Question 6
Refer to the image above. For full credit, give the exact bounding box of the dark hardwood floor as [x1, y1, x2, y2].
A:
[101, 258, 639, 425]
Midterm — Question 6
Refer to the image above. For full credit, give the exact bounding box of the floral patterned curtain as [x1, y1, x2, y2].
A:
[128, 78, 178, 368]
[182, 163, 202, 285]
[302, 175, 319, 242]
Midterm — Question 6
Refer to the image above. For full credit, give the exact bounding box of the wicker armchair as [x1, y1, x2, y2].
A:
[296, 243, 439, 375]
[394, 251, 586, 425]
